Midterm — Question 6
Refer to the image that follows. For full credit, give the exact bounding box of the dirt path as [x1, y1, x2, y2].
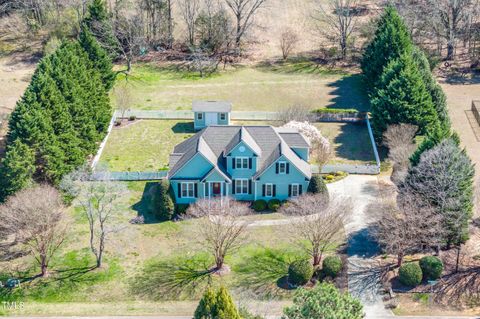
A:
[0, 57, 35, 112]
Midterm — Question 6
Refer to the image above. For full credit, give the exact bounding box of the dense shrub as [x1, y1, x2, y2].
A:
[308, 174, 328, 195]
[175, 204, 190, 215]
[268, 199, 281, 211]
[129, 115, 136, 121]
[252, 200, 267, 212]
[322, 255, 342, 278]
[288, 260, 314, 286]
[399, 262, 422, 287]
[419, 256, 443, 280]
[194, 287, 241, 319]
[154, 180, 175, 221]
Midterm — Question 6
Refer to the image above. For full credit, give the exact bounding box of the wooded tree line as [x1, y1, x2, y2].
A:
[363, 6, 475, 269]
[0, 15, 114, 201]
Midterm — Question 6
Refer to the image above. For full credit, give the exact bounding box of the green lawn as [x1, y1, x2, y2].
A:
[100, 120, 195, 171]
[113, 62, 368, 112]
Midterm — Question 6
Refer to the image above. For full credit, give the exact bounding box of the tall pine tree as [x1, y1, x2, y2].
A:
[370, 52, 440, 140]
[361, 6, 413, 87]
[0, 140, 35, 200]
[84, 0, 119, 59]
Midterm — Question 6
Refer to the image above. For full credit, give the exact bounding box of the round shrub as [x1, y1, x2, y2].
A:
[308, 174, 328, 194]
[288, 260, 314, 286]
[268, 199, 281, 211]
[322, 255, 342, 278]
[399, 263, 422, 287]
[419, 256, 443, 280]
[252, 200, 267, 212]
[325, 174, 335, 181]
[154, 180, 175, 221]
[129, 115, 137, 121]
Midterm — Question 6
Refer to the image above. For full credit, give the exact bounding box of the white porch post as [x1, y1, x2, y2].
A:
[203, 182, 206, 199]
[254, 181, 257, 201]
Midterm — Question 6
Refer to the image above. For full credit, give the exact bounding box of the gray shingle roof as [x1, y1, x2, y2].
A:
[277, 131, 311, 148]
[192, 101, 232, 112]
[168, 125, 311, 179]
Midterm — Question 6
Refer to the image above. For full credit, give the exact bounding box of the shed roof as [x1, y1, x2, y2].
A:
[192, 101, 232, 113]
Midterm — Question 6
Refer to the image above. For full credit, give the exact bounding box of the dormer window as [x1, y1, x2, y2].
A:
[235, 157, 249, 169]
[278, 161, 287, 174]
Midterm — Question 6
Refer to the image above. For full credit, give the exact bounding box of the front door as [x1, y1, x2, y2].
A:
[205, 112, 218, 126]
[212, 182, 221, 196]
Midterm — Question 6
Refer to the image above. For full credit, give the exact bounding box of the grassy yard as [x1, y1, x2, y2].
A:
[0, 180, 339, 316]
[113, 62, 368, 112]
[99, 120, 376, 172]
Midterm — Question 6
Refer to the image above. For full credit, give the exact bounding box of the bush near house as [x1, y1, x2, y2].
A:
[268, 199, 281, 211]
[175, 203, 189, 216]
[288, 260, 314, 286]
[419, 256, 443, 280]
[399, 262, 422, 287]
[307, 174, 328, 195]
[322, 255, 342, 278]
[154, 180, 175, 221]
[252, 200, 267, 212]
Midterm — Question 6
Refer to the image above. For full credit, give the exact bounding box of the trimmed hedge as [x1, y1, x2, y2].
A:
[322, 255, 342, 278]
[419, 256, 443, 280]
[308, 174, 328, 195]
[288, 259, 314, 286]
[312, 108, 359, 114]
[268, 199, 281, 211]
[252, 200, 267, 212]
[399, 262, 422, 287]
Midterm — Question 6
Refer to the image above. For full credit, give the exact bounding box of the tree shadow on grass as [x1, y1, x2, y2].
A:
[131, 182, 162, 224]
[326, 75, 370, 112]
[171, 121, 195, 134]
[333, 122, 376, 162]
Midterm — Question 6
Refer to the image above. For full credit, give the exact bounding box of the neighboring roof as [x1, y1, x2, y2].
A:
[192, 100, 232, 113]
[169, 125, 311, 179]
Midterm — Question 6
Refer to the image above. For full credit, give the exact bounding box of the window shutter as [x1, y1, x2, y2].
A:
[249, 158, 252, 169]
[299, 185, 303, 195]
[232, 180, 236, 194]
[232, 158, 235, 169]
[275, 163, 279, 174]
[273, 185, 276, 197]
[178, 183, 182, 198]
[262, 184, 266, 196]
[194, 183, 198, 198]
[248, 180, 252, 194]
[286, 163, 290, 174]
[288, 185, 292, 197]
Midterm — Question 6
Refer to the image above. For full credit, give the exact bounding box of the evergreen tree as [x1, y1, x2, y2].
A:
[0, 140, 35, 201]
[411, 47, 451, 131]
[79, 24, 116, 90]
[370, 52, 440, 141]
[193, 287, 241, 319]
[84, 0, 119, 59]
[361, 6, 413, 86]
[401, 138, 475, 246]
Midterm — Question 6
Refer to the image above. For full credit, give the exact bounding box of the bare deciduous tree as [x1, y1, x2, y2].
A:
[281, 194, 350, 266]
[0, 185, 69, 277]
[115, 12, 146, 74]
[369, 191, 444, 267]
[185, 198, 252, 273]
[383, 124, 418, 185]
[180, 0, 200, 46]
[224, 0, 267, 49]
[114, 81, 132, 119]
[279, 28, 298, 60]
[312, 0, 360, 59]
[276, 105, 312, 124]
[190, 47, 221, 77]
[61, 167, 127, 268]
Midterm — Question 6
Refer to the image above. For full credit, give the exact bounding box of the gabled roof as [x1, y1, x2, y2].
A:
[224, 127, 262, 156]
[168, 125, 311, 180]
[275, 127, 311, 148]
[192, 101, 232, 113]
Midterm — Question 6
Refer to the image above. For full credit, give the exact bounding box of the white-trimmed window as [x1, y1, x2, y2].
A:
[220, 113, 226, 121]
[291, 184, 300, 197]
[235, 157, 249, 169]
[197, 113, 203, 120]
[278, 161, 287, 174]
[235, 179, 249, 194]
[181, 182, 195, 198]
[265, 183, 273, 197]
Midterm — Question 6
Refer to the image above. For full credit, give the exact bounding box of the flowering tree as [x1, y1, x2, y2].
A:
[283, 121, 331, 165]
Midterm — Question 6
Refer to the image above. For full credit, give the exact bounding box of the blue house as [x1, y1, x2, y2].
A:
[168, 125, 312, 204]
[193, 101, 232, 130]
